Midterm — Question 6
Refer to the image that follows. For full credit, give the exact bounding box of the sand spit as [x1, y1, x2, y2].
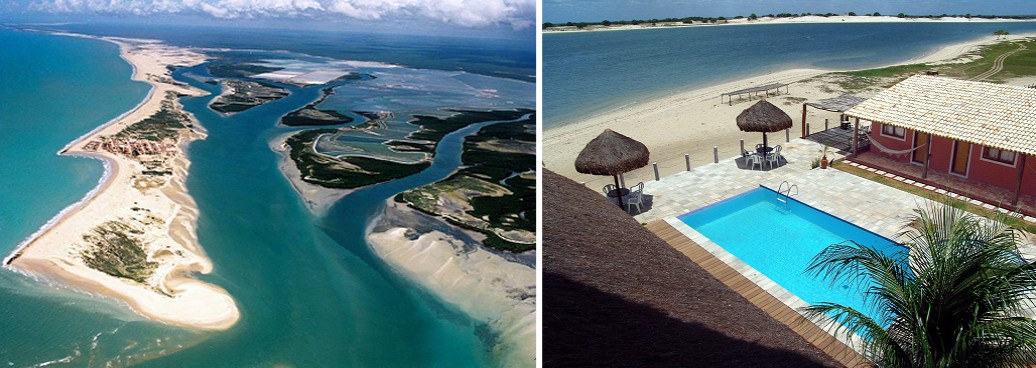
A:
[367, 203, 536, 367]
[6, 34, 240, 330]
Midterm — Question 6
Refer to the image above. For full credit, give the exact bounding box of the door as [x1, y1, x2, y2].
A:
[951, 141, 971, 176]
[912, 132, 929, 164]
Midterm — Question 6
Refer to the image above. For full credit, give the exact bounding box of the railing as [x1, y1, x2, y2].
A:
[580, 128, 795, 189]
[776, 180, 799, 209]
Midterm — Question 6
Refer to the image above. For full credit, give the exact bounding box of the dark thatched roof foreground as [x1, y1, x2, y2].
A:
[542, 169, 842, 368]
[737, 99, 794, 133]
[574, 129, 650, 176]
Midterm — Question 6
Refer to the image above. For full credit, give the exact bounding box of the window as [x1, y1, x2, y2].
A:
[880, 124, 905, 139]
[982, 146, 1016, 165]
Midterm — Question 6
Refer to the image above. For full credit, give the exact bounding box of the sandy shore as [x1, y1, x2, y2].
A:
[367, 202, 536, 367]
[270, 132, 353, 215]
[6, 34, 240, 330]
[543, 33, 1025, 189]
[546, 15, 1035, 33]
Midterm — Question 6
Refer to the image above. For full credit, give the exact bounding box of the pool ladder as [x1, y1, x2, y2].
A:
[776, 181, 799, 209]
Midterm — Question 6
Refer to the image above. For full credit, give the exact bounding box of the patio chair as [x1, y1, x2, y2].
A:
[625, 182, 645, 213]
[602, 184, 616, 196]
[767, 145, 783, 168]
[746, 153, 763, 170]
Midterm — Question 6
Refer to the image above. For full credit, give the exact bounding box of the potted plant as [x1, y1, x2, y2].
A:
[820, 144, 829, 169]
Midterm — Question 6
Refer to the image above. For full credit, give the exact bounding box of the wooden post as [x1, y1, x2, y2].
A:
[685, 154, 691, 171]
[619, 173, 626, 188]
[922, 136, 933, 179]
[1014, 154, 1027, 206]
[740, 139, 745, 155]
[713, 146, 719, 163]
[825, 118, 829, 131]
[785, 128, 789, 143]
[801, 103, 808, 138]
[652, 163, 660, 181]
[851, 118, 860, 157]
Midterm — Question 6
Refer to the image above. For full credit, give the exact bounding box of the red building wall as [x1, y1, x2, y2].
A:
[868, 122, 1036, 197]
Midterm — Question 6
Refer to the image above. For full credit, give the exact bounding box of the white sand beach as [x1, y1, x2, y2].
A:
[545, 15, 1035, 33]
[270, 132, 354, 215]
[6, 35, 240, 330]
[368, 226, 536, 367]
[543, 33, 1026, 189]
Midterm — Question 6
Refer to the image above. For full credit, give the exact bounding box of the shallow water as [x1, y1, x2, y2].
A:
[0, 27, 534, 366]
[544, 22, 1036, 129]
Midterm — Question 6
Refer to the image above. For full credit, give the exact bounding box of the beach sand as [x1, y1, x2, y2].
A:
[6, 35, 240, 330]
[543, 34, 1018, 189]
[546, 15, 1035, 33]
[367, 202, 536, 367]
[270, 132, 353, 215]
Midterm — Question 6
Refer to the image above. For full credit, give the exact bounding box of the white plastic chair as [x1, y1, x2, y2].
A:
[746, 153, 763, 170]
[625, 182, 645, 213]
[766, 146, 782, 169]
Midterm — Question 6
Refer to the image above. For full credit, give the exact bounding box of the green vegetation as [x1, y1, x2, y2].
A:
[806, 202, 1036, 367]
[280, 87, 354, 126]
[407, 109, 535, 152]
[285, 109, 533, 192]
[827, 38, 1036, 92]
[115, 104, 188, 141]
[206, 61, 282, 78]
[286, 129, 429, 189]
[545, 14, 1035, 29]
[81, 221, 158, 284]
[396, 118, 536, 252]
[210, 80, 290, 114]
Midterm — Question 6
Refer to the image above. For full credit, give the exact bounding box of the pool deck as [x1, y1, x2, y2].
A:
[631, 138, 1021, 366]
[646, 221, 871, 367]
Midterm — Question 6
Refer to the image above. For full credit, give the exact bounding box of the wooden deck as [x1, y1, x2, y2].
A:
[645, 220, 872, 368]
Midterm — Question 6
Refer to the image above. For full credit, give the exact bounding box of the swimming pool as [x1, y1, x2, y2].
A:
[677, 186, 903, 323]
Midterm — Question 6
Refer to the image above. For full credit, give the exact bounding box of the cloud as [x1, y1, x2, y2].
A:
[27, 0, 536, 28]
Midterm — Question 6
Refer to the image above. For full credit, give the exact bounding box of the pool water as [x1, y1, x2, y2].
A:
[678, 187, 902, 323]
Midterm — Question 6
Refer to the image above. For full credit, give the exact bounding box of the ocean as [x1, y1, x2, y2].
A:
[0, 26, 533, 366]
[543, 21, 1036, 129]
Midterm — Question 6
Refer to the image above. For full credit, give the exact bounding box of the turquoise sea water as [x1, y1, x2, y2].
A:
[544, 22, 1036, 129]
[0, 27, 533, 366]
[679, 187, 901, 324]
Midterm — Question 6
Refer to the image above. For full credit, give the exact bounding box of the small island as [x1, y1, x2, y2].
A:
[208, 79, 289, 114]
[280, 87, 354, 126]
[283, 109, 534, 190]
[395, 118, 536, 252]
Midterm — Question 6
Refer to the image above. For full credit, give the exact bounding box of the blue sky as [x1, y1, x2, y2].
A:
[0, 0, 535, 38]
[544, 0, 1036, 23]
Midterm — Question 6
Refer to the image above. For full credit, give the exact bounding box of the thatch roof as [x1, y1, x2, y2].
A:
[542, 169, 842, 367]
[737, 99, 793, 133]
[845, 75, 1036, 156]
[574, 129, 650, 176]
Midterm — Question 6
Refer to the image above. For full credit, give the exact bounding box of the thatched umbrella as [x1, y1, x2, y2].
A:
[737, 99, 792, 152]
[575, 129, 650, 208]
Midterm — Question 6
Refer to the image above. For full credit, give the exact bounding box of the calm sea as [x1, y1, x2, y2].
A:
[0, 25, 533, 366]
[544, 21, 1036, 129]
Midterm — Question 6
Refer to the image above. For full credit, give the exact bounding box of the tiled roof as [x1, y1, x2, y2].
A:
[845, 75, 1036, 156]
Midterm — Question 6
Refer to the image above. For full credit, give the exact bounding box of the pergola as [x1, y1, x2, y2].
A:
[799, 94, 867, 140]
[844, 75, 1036, 205]
[721, 83, 790, 105]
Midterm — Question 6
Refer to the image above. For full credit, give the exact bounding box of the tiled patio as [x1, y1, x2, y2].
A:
[619, 137, 1036, 359]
